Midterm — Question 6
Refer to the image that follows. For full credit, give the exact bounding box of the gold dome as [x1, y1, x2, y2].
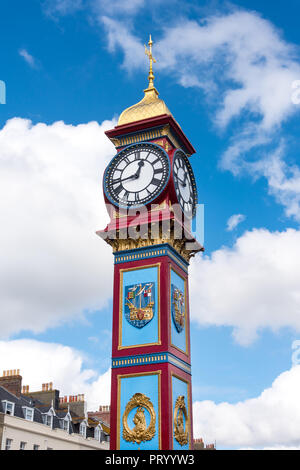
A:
[117, 87, 172, 126]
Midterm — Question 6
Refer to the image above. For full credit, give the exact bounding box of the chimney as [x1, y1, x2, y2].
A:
[0, 370, 22, 397]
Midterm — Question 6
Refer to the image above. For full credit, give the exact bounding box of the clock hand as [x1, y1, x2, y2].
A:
[177, 176, 187, 187]
[113, 161, 145, 184]
[134, 160, 144, 179]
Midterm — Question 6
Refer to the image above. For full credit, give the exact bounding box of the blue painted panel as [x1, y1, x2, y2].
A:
[121, 266, 159, 347]
[170, 268, 187, 352]
[119, 373, 160, 450]
[172, 375, 190, 450]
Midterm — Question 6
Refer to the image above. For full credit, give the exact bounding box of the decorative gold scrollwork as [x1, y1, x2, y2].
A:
[174, 395, 189, 446]
[122, 393, 156, 444]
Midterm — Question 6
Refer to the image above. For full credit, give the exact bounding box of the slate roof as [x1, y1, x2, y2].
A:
[0, 385, 109, 440]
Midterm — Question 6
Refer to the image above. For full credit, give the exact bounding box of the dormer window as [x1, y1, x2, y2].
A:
[63, 416, 70, 432]
[2, 401, 15, 416]
[43, 410, 54, 428]
[23, 407, 34, 421]
[94, 425, 103, 442]
[79, 421, 87, 438]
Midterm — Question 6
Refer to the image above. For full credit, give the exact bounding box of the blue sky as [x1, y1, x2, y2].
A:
[1, 0, 300, 449]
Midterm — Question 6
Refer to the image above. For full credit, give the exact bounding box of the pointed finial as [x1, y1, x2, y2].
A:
[144, 34, 157, 91]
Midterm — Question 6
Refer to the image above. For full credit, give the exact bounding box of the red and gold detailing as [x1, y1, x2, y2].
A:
[98, 36, 203, 450]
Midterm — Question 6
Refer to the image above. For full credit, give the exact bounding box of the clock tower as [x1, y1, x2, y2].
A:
[97, 36, 203, 450]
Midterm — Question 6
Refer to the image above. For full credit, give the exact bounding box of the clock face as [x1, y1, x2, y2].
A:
[104, 143, 170, 207]
[173, 149, 197, 217]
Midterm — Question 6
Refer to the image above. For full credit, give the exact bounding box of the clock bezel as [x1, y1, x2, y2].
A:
[103, 142, 171, 209]
[172, 149, 198, 218]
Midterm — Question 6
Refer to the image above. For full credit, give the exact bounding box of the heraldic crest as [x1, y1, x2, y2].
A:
[122, 393, 156, 445]
[171, 284, 185, 333]
[174, 395, 189, 446]
[125, 282, 155, 329]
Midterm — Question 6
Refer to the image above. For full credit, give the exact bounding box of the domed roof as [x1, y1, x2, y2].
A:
[117, 87, 172, 126]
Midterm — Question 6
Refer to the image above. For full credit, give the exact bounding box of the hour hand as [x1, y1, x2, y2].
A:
[177, 176, 187, 187]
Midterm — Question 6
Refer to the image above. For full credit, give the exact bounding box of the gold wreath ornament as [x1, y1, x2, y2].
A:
[122, 393, 156, 444]
[174, 395, 189, 446]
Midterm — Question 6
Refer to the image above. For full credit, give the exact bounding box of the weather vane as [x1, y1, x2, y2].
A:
[144, 35, 156, 90]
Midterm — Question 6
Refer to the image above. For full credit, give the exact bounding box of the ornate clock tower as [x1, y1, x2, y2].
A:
[97, 36, 203, 450]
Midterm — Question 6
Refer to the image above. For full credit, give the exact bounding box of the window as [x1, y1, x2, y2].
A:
[63, 418, 69, 432]
[33, 445, 39, 450]
[94, 425, 104, 442]
[23, 407, 34, 421]
[2, 401, 15, 415]
[5, 439, 12, 450]
[43, 413, 53, 428]
[20, 441, 26, 450]
[79, 422, 87, 438]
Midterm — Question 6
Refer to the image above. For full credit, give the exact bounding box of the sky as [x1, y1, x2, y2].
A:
[0, 0, 300, 450]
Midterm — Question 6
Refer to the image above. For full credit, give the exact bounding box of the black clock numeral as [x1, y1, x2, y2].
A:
[134, 152, 141, 160]
[114, 184, 123, 196]
[154, 168, 163, 175]
[151, 177, 161, 186]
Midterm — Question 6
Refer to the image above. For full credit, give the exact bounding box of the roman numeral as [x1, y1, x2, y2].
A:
[114, 184, 123, 195]
[151, 178, 161, 186]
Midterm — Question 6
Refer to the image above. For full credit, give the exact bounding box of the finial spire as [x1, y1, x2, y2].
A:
[144, 34, 157, 93]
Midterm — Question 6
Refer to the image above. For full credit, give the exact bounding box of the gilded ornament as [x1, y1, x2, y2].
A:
[174, 395, 189, 446]
[122, 393, 156, 444]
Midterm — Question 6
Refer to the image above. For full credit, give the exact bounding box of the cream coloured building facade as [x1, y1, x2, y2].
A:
[0, 412, 109, 450]
[0, 370, 110, 451]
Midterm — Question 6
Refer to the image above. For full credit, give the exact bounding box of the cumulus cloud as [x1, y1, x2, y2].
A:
[226, 214, 246, 231]
[190, 228, 300, 345]
[0, 339, 110, 410]
[0, 117, 116, 338]
[193, 366, 300, 449]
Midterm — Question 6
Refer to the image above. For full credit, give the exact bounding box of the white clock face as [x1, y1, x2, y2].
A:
[104, 143, 170, 207]
[173, 150, 197, 217]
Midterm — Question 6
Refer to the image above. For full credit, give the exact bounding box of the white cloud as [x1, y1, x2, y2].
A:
[100, 10, 300, 220]
[101, 17, 146, 72]
[19, 49, 37, 68]
[193, 366, 300, 449]
[190, 228, 300, 345]
[43, 0, 83, 16]
[0, 117, 116, 338]
[226, 214, 246, 231]
[93, 0, 146, 16]
[0, 339, 110, 410]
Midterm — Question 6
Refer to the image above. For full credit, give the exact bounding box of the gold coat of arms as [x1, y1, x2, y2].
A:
[122, 393, 156, 445]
